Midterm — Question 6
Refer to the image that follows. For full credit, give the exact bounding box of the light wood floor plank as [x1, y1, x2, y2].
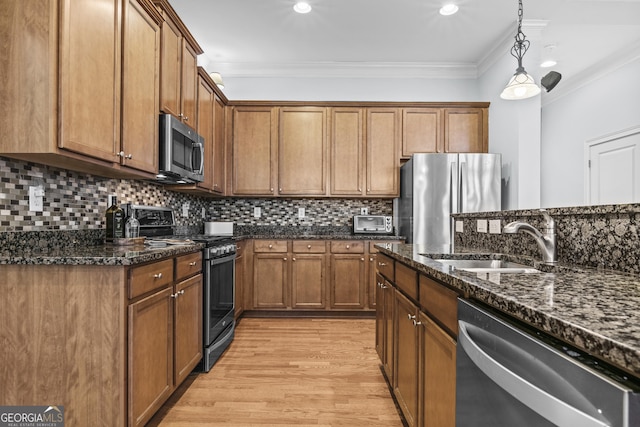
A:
[148, 318, 404, 426]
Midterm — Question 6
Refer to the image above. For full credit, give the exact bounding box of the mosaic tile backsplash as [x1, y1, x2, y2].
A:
[0, 157, 392, 232]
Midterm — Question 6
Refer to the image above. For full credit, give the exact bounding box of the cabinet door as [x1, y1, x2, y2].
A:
[174, 274, 203, 386]
[212, 94, 226, 194]
[278, 107, 327, 195]
[291, 253, 326, 309]
[234, 242, 245, 319]
[330, 107, 364, 195]
[394, 290, 419, 427]
[329, 254, 366, 309]
[253, 253, 288, 309]
[158, 15, 181, 117]
[366, 108, 400, 196]
[443, 108, 486, 153]
[383, 279, 395, 382]
[420, 312, 456, 427]
[232, 107, 277, 195]
[121, 0, 160, 174]
[375, 273, 386, 361]
[197, 75, 215, 190]
[402, 108, 441, 157]
[180, 41, 197, 126]
[128, 287, 173, 427]
[58, 0, 120, 162]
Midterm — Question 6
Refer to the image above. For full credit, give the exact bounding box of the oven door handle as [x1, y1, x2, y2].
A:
[209, 253, 237, 265]
[458, 320, 610, 427]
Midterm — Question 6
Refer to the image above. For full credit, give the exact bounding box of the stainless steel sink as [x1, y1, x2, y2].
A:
[433, 259, 540, 274]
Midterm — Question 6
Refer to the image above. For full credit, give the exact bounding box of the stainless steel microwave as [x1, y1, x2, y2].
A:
[158, 114, 204, 183]
[353, 215, 393, 234]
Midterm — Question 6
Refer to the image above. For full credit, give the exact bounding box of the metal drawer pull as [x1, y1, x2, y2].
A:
[170, 290, 185, 298]
[408, 314, 416, 320]
[153, 273, 163, 279]
[379, 262, 387, 266]
[346, 245, 350, 249]
[269, 244, 273, 249]
[189, 262, 197, 266]
[412, 319, 421, 327]
[307, 244, 312, 249]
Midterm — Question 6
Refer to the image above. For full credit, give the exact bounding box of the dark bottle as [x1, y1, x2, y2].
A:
[106, 195, 125, 240]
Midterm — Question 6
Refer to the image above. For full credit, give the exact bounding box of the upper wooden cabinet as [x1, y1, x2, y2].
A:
[278, 107, 328, 196]
[0, 0, 163, 179]
[197, 73, 215, 191]
[153, 0, 202, 127]
[231, 106, 278, 195]
[402, 106, 488, 157]
[330, 107, 365, 196]
[212, 93, 226, 194]
[367, 108, 401, 196]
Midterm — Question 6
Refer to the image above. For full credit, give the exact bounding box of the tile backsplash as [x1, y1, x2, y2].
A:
[0, 157, 392, 232]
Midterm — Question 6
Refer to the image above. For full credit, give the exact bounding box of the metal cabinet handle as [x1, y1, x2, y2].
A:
[379, 262, 387, 266]
[346, 245, 350, 249]
[370, 257, 374, 262]
[407, 314, 416, 320]
[170, 290, 184, 298]
[268, 244, 273, 249]
[307, 244, 312, 249]
[183, 116, 189, 122]
[284, 257, 288, 261]
[292, 257, 296, 261]
[189, 262, 197, 266]
[117, 151, 132, 159]
[360, 257, 364, 262]
[153, 273, 163, 279]
[412, 319, 422, 327]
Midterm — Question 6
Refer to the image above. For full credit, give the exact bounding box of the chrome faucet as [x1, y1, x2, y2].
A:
[503, 209, 557, 263]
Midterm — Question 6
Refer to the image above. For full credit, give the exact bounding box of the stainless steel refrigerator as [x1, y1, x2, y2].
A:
[397, 153, 501, 249]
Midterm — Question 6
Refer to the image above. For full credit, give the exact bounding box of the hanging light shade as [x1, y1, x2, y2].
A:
[209, 72, 224, 89]
[500, 0, 540, 100]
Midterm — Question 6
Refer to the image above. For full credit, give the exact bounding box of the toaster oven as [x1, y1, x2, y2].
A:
[353, 215, 393, 234]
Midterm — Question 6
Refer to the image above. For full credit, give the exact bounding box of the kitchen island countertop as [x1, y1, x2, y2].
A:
[377, 243, 640, 379]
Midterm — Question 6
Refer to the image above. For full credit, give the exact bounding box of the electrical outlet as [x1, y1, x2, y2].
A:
[253, 206, 261, 218]
[476, 219, 488, 233]
[201, 207, 206, 219]
[298, 207, 305, 219]
[29, 186, 44, 212]
[182, 202, 190, 217]
[360, 207, 369, 215]
[455, 220, 464, 233]
[489, 219, 502, 234]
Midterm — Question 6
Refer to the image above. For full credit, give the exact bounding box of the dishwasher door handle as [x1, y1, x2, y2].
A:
[458, 320, 611, 427]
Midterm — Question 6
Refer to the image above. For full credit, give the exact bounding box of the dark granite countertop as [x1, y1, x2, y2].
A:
[376, 243, 640, 378]
[236, 233, 403, 241]
[0, 242, 204, 266]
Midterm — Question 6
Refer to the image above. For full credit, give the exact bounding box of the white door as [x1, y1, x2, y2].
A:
[586, 127, 640, 205]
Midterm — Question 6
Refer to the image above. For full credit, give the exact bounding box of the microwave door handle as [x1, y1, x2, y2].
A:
[193, 142, 204, 173]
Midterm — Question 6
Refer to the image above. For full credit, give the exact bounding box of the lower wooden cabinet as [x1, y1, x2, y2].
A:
[394, 289, 420, 427]
[420, 312, 456, 427]
[174, 274, 203, 385]
[253, 252, 289, 309]
[234, 240, 246, 319]
[291, 253, 326, 309]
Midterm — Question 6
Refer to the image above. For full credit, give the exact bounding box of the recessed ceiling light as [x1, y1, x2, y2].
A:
[294, 2, 312, 14]
[439, 4, 459, 16]
[540, 60, 557, 68]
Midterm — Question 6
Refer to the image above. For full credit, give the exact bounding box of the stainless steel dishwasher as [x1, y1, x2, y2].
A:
[456, 299, 640, 427]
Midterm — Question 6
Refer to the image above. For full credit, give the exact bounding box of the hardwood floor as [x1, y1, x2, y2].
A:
[148, 318, 405, 426]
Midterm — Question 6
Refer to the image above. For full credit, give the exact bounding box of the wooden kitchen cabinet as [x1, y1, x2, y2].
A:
[443, 108, 487, 153]
[252, 240, 289, 309]
[329, 241, 366, 309]
[330, 107, 365, 196]
[234, 240, 246, 319]
[154, 0, 201, 127]
[291, 241, 327, 309]
[419, 312, 456, 427]
[366, 108, 400, 196]
[0, 0, 163, 179]
[402, 108, 441, 157]
[394, 289, 420, 427]
[212, 92, 226, 194]
[231, 106, 278, 195]
[173, 273, 203, 385]
[197, 72, 215, 190]
[278, 107, 328, 195]
[368, 241, 402, 309]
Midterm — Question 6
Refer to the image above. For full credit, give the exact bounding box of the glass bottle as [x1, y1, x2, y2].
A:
[125, 211, 140, 238]
[106, 195, 124, 240]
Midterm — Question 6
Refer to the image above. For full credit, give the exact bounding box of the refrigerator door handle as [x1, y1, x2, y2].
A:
[450, 161, 458, 214]
[459, 161, 467, 213]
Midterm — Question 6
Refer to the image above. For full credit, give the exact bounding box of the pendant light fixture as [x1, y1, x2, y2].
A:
[500, 0, 541, 100]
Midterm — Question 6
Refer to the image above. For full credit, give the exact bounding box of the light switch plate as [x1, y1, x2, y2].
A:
[182, 202, 190, 217]
[298, 207, 305, 218]
[476, 219, 488, 233]
[489, 219, 502, 234]
[29, 186, 44, 212]
[361, 207, 369, 215]
[455, 220, 464, 233]
[253, 207, 261, 218]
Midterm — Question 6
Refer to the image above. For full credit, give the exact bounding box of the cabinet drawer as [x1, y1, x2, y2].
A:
[376, 253, 395, 281]
[292, 240, 326, 253]
[419, 274, 459, 337]
[330, 241, 364, 254]
[129, 259, 174, 299]
[395, 262, 418, 301]
[253, 240, 288, 253]
[175, 251, 202, 281]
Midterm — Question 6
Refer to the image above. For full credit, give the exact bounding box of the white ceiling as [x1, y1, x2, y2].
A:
[171, 0, 640, 85]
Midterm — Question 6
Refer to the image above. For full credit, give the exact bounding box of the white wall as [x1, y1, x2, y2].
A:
[540, 57, 640, 208]
[220, 76, 480, 102]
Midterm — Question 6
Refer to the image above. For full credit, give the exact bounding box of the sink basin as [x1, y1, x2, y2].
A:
[433, 259, 540, 274]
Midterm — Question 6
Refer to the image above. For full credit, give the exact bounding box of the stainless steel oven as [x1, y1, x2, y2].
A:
[456, 299, 640, 427]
